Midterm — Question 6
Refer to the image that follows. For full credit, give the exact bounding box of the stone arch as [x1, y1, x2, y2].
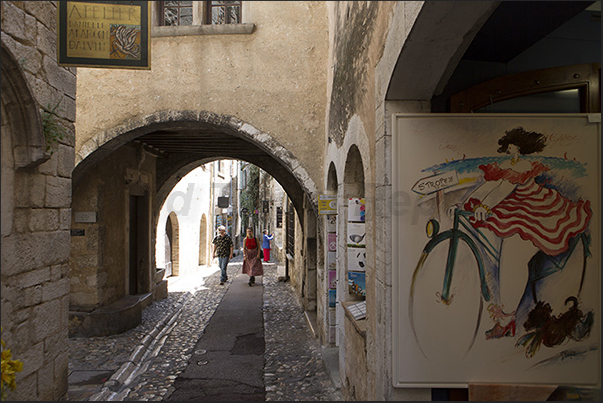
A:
[326, 162, 338, 193]
[0, 43, 47, 169]
[335, 144, 367, 382]
[199, 213, 208, 265]
[343, 145, 365, 199]
[166, 211, 180, 277]
[381, 1, 497, 102]
[72, 111, 321, 312]
[73, 110, 319, 220]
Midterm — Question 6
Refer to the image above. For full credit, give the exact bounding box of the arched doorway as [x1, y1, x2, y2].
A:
[338, 145, 366, 396]
[1, 42, 73, 400]
[70, 113, 320, 334]
[166, 212, 180, 277]
[199, 213, 208, 265]
[324, 162, 339, 346]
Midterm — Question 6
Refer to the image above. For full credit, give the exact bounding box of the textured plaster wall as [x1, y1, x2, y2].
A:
[155, 165, 213, 277]
[75, 1, 328, 194]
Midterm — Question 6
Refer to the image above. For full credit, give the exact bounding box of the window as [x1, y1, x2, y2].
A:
[206, 1, 241, 25]
[286, 202, 295, 257]
[160, 1, 193, 26]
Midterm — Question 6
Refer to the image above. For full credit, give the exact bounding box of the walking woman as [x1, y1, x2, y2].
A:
[242, 227, 263, 286]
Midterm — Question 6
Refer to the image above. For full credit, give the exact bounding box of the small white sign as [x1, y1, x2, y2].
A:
[74, 212, 97, 223]
[411, 170, 459, 195]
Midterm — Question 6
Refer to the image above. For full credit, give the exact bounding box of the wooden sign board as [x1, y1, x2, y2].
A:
[57, 1, 151, 69]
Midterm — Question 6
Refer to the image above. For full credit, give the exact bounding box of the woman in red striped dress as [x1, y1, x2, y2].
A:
[461, 127, 592, 341]
[242, 227, 263, 286]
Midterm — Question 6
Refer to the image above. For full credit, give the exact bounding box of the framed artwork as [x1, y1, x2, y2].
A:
[326, 214, 337, 233]
[57, 1, 151, 69]
[348, 271, 366, 297]
[348, 197, 366, 222]
[329, 270, 337, 289]
[347, 247, 366, 272]
[347, 222, 366, 247]
[329, 289, 337, 307]
[392, 113, 600, 387]
[327, 251, 336, 271]
[328, 233, 337, 251]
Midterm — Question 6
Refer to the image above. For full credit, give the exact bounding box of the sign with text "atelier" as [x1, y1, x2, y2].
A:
[57, 1, 151, 69]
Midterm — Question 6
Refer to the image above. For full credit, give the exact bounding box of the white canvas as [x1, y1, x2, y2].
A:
[326, 214, 337, 233]
[347, 247, 366, 272]
[327, 251, 336, 271]
[392, 114, 600, 387]
[347, 222, 366, 247]
[348, 197, 366, 222]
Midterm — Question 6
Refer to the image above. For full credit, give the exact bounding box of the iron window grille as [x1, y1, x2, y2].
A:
[159, 1, 193, 26]
[206, 1, 241, 24]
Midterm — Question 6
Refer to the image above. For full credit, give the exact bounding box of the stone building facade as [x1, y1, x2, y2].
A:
[1, 1, 600, 401]
[1, 2, 76, 400]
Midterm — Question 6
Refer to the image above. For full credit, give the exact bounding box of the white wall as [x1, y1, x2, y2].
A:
[156, 165, 213, 275]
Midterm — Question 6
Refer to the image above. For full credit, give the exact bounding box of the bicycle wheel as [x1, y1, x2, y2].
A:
[409, 232, 485, 362]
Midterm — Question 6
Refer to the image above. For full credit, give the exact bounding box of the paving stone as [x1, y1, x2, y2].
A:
[67, 255, 342, 401]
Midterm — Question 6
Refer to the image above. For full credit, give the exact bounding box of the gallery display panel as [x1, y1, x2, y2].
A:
[392, 113, 600, 387]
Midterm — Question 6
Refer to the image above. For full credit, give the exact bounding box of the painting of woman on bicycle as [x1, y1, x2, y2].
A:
[459, 127, 594, 356]
[394, 115, 600, 385]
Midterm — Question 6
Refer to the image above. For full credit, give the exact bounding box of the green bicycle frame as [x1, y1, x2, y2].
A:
[422, 209, 492, 303]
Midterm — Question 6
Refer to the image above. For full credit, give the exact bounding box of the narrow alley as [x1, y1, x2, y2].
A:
[67, 255, 343, 401]
[2, 2, 600, 401]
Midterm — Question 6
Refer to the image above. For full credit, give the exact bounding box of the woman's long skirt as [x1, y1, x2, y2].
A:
[242, 249, 264, 276]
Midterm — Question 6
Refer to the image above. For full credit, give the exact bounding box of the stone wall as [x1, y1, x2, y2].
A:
[70, 145, 157, 312]
[1, 2, 76, 400]
[74, 1, 328, 196]
[324, 1, 430, 401]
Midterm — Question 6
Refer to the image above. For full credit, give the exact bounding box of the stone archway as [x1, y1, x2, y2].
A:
[70, 111, 321, 335]
[72, 111, 319, 223]
[322, 162, 339, 346]
[384, 1, 497, 101]
[0, 45, 47, 170]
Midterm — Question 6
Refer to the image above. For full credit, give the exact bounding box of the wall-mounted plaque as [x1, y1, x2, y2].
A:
[58, 1, 151, 69]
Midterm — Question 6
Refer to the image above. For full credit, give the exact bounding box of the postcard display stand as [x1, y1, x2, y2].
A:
[347, 198, 366, 303]
[327, 214, 337, 344]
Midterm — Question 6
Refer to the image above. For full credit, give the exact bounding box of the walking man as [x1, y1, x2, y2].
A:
[212, 225, 233, 285]
[262, 229, 274, 263]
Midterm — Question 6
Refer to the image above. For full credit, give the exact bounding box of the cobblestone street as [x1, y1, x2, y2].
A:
[67, 256, 342, 401]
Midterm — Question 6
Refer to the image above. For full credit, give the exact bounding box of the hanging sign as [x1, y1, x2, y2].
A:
[318, 194, 337, 215]
[57, 1, 151, 69]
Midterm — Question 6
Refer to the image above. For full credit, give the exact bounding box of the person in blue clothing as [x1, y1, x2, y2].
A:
[262, 229, 274, 263]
